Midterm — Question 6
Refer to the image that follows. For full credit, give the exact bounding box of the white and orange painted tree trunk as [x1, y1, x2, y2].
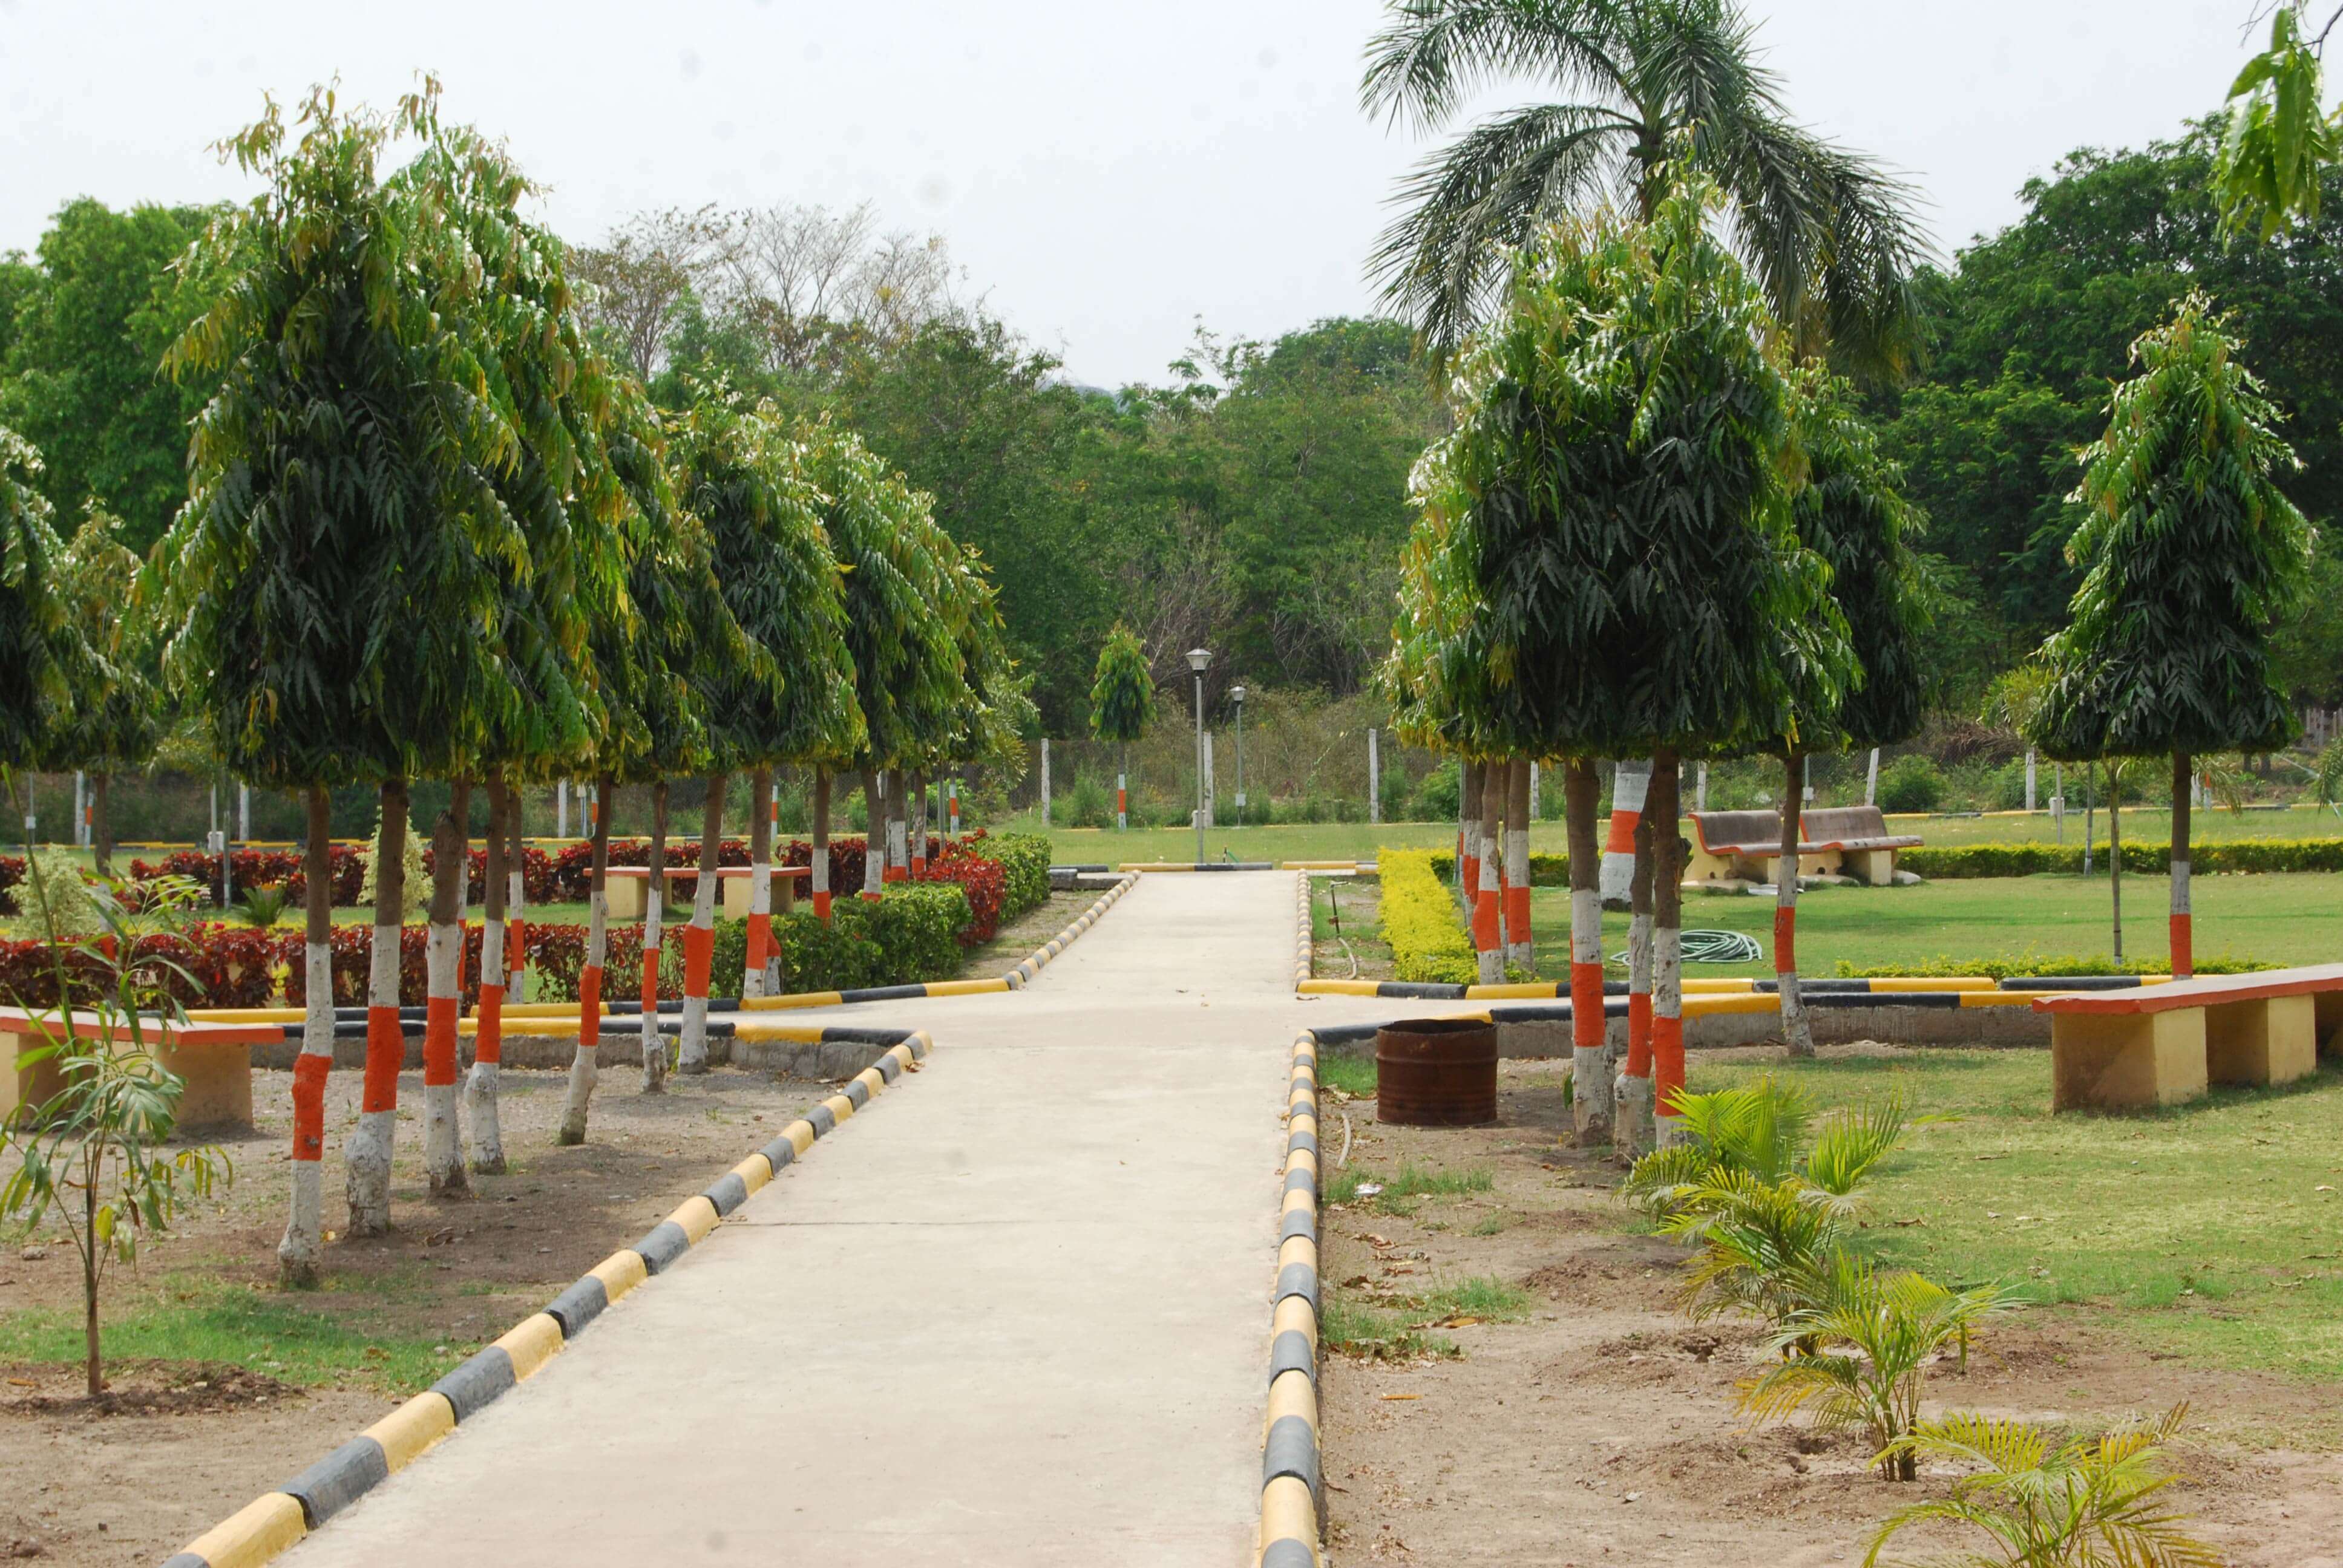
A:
[640, 780, 669, 1093]
[466, 778, 510, 1175]
[421, 782, 471, 1197]
[278, 785, 338, 1285]
[556, 775, 612, 1145]
[743, 765, 776, 998]
[1777, 753, 1814, 1058]
[1562, 760, 1611, 1143]
[1648, 751, 1688, 1148]
[1503, 757, 1532, 970]
[2171, 751, 2194, 978]
[678, 776, 724, 1074]
[345, 779, 409, 1237]
[1473, 759, 1504, 984]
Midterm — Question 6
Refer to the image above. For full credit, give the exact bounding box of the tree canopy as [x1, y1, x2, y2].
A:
[0, 423, 69, 769]
[1088, 624, 1158, 746]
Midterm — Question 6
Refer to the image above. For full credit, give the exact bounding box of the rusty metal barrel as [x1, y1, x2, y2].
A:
[1375, 1017, 1498, 1126]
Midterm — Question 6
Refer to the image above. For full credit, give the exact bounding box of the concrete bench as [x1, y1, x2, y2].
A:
[1686, 804, 1923, 887]
[2034, 964, 2343, 1111]
[601, 864, 808, 921]
[1, 1006, 283, 1134]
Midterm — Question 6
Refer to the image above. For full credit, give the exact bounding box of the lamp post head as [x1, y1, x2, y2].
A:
[1185, 647, 1212, 675]
[1231, 684, 1245, 705]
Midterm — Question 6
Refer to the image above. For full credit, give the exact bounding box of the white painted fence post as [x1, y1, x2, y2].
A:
[1866, 748, 1881, 806]
[2025, 748, 2037, 812]
[239, 783, 251, 840]
[1695, 762, 1708, 812]
[1040, 738, 1052, 826]
[557, 780, 568, 839]
[1203, 734, 1216, 828]
[1529, 759, 1540, 823]
[1368, 728, 1381, 825]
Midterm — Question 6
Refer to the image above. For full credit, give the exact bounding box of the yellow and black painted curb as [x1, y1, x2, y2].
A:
[1294, 975, 2172, 1005]
[159, 1028, 935, 1568]
[1118, 860, 1276, 872]
[1004, 872, 1138, 989]
[1259, 1027, 1325, 1567]
[1293, 872, 1313, 991]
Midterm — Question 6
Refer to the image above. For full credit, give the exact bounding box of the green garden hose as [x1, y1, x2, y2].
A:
[1607, 929, 1763, 966]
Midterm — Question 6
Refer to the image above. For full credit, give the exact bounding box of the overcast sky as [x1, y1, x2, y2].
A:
[0, 1, 2272, 388]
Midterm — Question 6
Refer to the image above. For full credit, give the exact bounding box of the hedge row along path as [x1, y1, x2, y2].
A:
[254, 871, 1438, 1567]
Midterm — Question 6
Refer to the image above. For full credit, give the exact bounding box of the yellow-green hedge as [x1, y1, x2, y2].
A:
[1380, 849, 1478, 985]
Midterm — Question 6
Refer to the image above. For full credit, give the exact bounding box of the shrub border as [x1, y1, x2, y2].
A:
[159, 1027, 935, 1568]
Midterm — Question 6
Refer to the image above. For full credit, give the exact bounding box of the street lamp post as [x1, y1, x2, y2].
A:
[1231, 684, 1246, 828]
[1187, 647, 1212, 864]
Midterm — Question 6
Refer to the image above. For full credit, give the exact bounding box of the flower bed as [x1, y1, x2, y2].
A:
[1378, 849, 1478, 985]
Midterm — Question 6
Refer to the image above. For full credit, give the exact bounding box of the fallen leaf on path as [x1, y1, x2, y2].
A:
[1380, 1393, 1422, 1401]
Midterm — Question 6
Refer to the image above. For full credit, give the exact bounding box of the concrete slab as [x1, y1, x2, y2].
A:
[282, 871, 1361, 1568]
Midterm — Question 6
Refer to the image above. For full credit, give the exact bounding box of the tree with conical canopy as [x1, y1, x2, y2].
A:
[667, 380, 860, 1040]
[156, 82, 635, 1267]
[1, 426, 71, 792]
[1089, 624, 1156, 831]
[2027, 292, 2313, 979]
[795, 418, 965, 912]
[554, 386, 768, 1131]
[1765, 370, 1928, 1056]
[1360, 0, 1926, 373]
[43, 509, 169, 876]
[1409, 165, 1843, 1153]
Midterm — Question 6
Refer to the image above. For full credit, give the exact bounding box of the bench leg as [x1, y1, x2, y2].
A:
[1850, 849, 1895, 887]
[2316, 993, 2343, 1060]
[2051, 1010, 2207, 1111]
[722, 877, 751, 921]
[156, 1042, 255, 1134]
[605, 878, 643, 921]
[2206, 995, 2318, 1088]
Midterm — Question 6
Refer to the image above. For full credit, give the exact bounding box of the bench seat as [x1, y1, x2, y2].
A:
[601, 864, 810, 920]
[2, 1007, 281, 1134]
[2033, 964, 2343, 1111]
[1686, 805, 1922, 887]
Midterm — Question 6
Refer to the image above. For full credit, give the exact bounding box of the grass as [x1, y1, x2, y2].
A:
[0, 1272, 461, 1392]
[1682, 1051, 2343, 1380]
[1326, 1162, 1495, 1217]
[1525, 872, 2342, 979]
[1322, 1274, 1531, 1359]
[1319, 1054, 1379, 1098]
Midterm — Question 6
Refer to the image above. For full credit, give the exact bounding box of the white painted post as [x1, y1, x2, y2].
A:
[1040, 738, 1052, 826]
[1801, 756, 1814, 804]
[1529, 760, 1541, 823]
[1696, 762, 1708, 812]
[557, 780, 569, 839]
[239, 783, 251, 840]
[1866, 748, 1881, 806]
[1368, 728, 1381, 825]
[1203, 733, 1216, 828]
[2025, 749, 2037, 812]
[72, 773, 85, 847]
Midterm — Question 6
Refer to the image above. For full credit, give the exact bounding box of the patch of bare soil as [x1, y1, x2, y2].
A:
[1317, 1050, 2343, 1567]
[960, 888, 1098, 975]
[0, 1061, 830, 1567]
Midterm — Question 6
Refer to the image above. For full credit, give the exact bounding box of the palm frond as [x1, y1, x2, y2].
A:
[1360, 0, 1631, 131]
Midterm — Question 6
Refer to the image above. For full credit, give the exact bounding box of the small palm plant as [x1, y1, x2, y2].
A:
[1738, 1253, 2016, 1481]
[234, 883, 289, 930]
[1622, 1077, 1912, 1334]
[1866, 1405, 2220, 1565]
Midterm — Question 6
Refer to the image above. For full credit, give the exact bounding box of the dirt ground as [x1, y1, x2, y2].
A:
[1, 1059, 832, 1566]
[962, 887, 1096, 976]
[1317, 1045, 2343, 1568]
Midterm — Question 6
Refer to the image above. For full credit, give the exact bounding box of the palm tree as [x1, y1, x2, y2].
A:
[1360, 0, 1927, 372]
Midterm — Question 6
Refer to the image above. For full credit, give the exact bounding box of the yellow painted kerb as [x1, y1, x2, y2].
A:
[365, 1390, 457, 1471]
[589, 1248, 650, 1303]
[174, 1491, 307, 1568]
[494, 1313, 565, 1382]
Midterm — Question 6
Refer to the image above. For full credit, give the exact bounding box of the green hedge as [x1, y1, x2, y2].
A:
[1428, 851, 1571, 886]
[1380, 849, 1478, 984]
[1830, 953, 2275, 979]
[1901, 838, 2343, 879]
[780, 883, 971, 992]
[986, 832, 1052, 920]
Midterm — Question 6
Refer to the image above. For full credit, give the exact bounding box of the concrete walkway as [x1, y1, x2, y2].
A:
[285, 871, 1401, 1567]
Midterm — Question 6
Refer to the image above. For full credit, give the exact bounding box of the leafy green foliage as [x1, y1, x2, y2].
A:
[1738, 1253, 2015, 1480]
[1360, 0, 1924, 373]
[1377, 848, 1476, 984]
[1088, 623, 1156, 746]
[778, 883, 971, 992]
[1875, 754, 1946, 814]
[0, 423, 70, 768]
[43, 507, 166, 777]
[2032, 293, 2313, 763]
[2215, 3, 2339, 243]
[1394, 166, 1844, 760]
[980, 832, 1052, 921]
[1867, 1405, 2218, 1566]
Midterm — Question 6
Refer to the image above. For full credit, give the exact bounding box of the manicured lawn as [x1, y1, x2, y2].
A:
[1524, 872, 2342, 978]
[1686, 1051, 2343, 1381]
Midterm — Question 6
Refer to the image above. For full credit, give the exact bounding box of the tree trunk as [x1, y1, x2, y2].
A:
[811, 767, 833, 927]
[1648, 750, 1688, 1146]
[2108, 765, 2125, 963]
[557, 776, 613, 1145]
[678, 774, 725, 1073]
[1503, 758, 1532, 970]
[1616, 809, 1657, 1159]
[1459, 759, 1483, 909]
[90, 772, 112, 877]
[467, 777, 509, 1175]
[861, 771, 884, 899]
[2170, 751, 2192, 979]
[344, 778, 408, 1236]
[1564, 759, 1610, 1143]
[83, 1177, 101, 1395]
[641, 781, 670, 1092]
[277, 784, 336, 1286]
[420, 781, 471, 1197]
[886, 767, 909, 882]
[744, 764, 775, 998]
[1473, 760, 1504, 984]
[908, 770, 928, 873]
[1777, 753, 1814, 1059]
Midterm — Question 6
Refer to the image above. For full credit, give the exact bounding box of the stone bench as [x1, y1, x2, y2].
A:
[600, 864, 809, 921]
[1686, 804, 1923, 887]
[2033, 964, 2343, 1111]
[1, 1006, 283, 1134]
